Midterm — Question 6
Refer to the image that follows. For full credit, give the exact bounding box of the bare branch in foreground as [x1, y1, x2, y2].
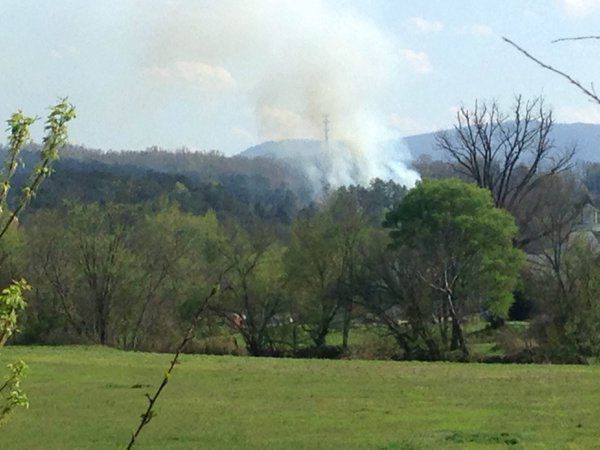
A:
[126, 283, 221, 450]
[552, 35, 600, 43]
[502, 36, 600, 105]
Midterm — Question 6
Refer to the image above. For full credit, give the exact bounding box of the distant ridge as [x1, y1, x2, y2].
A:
[402, 122, 600, 162]
[242, 139, 324, 159]
[240, 123, 600, 163]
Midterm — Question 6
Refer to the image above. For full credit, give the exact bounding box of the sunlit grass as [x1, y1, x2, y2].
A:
[0, 346, 598, 449]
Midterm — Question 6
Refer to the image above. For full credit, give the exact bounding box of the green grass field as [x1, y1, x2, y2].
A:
[1, 346, 599, 449]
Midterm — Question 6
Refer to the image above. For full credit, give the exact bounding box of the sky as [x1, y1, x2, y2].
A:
[2, 0, 600, 155]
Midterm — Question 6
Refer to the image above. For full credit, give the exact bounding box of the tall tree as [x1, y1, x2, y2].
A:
[384, 179, 524, 357]
[210, 226, 287, 356]
[356, 228, 443, 360]
[528, 237, 600, 361]
[26, 203, 138, 345]
[436, 96, 574, 246]
[285, 189, 368, 349]
[125, 205, 222, 350]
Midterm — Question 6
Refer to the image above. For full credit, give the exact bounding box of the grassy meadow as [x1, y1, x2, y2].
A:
[0, 346, 599, 449]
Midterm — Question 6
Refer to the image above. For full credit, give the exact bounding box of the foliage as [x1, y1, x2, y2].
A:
[285, 188, 373, 349]
[23, 203, 138, 345]
[3, 144, 305, 227]
[23, 202, 226, 350]
[0, 282, 30, 423]
[8, 177, 542, 363]
[0, 360, 28, 425]
[529, 237, 600, 361]
[0, 99, 75, 425]
[5, 162, 598, 366]
[383, 178, 524, 357]
[0, 100, 75, 239]
[212, 226, 287, 356]
[0, 280, 30, 347]
[126, 205, 223, 350]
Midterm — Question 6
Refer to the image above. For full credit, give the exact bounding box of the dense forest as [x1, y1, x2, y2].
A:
[2, 97, 600, 365]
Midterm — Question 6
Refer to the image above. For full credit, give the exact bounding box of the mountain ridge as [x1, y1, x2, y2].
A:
[240, 122, 600, 163]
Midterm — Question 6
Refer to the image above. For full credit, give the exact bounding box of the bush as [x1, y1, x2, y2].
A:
[349, 331, 399, 360]
[185, 336, 245, 356]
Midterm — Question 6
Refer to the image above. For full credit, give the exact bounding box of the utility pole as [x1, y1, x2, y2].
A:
[323, 114, 330, 144]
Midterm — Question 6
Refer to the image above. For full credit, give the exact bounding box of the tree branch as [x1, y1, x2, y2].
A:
[126, 282, 222, 449]
[552, 35, 600, 43]
[503, 36, 600, 104]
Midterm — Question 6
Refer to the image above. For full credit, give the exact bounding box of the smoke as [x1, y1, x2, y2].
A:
[141, 0, 419, 190]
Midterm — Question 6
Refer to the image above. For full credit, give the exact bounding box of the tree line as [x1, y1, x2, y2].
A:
[3, 95, 600, 365]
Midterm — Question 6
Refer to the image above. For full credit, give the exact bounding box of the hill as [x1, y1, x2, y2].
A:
[0, 145, 313, 226]
[241, 139, 325, 159]
[241, 139, 418, 193]
[4, 121, 597, 226]
[241, 122, 600, 163]
[404, 122, 600, 162]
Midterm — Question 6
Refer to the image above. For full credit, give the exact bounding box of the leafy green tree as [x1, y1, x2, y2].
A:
[25, 203, 138, 345]
[358, 230, 445, 360]
[126, 205, 224, 350]
[25, 198, 237, 352]
[285, 189, 369, 349]
[384, 178, 523, 357]
[210, 225, 287, 356]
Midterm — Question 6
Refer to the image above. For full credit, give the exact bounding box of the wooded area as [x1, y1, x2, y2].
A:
[0, 97, 598, 368]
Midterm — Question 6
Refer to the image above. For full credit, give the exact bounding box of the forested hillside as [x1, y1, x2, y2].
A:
[1, 145, 312, 227]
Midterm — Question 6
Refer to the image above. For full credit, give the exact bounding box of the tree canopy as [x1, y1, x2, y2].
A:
[385, 178, 524, 356]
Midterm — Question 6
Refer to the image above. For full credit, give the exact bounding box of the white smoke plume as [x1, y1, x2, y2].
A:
[140, 0, 420, 190]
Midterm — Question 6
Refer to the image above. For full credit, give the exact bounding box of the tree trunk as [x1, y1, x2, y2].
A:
[96, 297, 108, 345]
[447, 293, 468, 357]
[341, 301, 353, 350]
[313, 329, 328, 348]
[450, 316, 468, 357]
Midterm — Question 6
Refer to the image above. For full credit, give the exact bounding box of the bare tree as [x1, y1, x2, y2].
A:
[528, 175, 587, 274]
[437, 96, 574, 209]
[436, 96, 575, 247]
